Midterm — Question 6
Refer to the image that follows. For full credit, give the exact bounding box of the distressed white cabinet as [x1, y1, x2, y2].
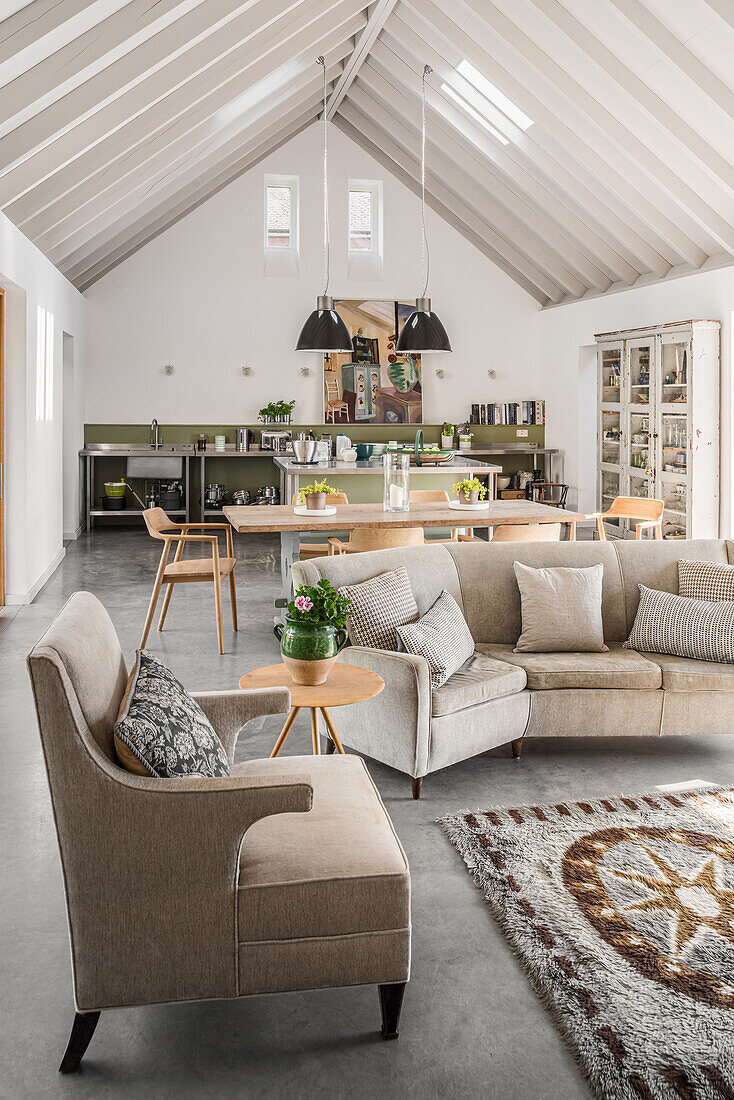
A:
[595, 320, 720, 539]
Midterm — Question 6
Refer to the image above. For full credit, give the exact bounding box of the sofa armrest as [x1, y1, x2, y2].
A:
[191, 687, 291, 763]
[337, 646, 432, 778]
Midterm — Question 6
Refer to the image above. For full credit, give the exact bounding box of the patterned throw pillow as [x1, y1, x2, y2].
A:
[114, 651, 230, 778]
[624, 585, 734, 664]
[338, 565, 419, 650]
[396, 590, 475, 688]
[679, 559, 734, 602]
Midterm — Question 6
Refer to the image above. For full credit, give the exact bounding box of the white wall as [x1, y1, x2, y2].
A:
[0, 210, 86, 603]
[538, 269, 734, 536]
[85, 124, 541, 426]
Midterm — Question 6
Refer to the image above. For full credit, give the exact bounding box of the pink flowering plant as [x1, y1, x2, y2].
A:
[287, 579, 351, 628]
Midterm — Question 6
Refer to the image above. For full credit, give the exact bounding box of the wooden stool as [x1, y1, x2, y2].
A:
[238, 662, 385, 756]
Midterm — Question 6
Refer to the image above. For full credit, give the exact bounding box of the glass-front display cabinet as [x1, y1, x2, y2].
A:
[596, 321, 720, 539]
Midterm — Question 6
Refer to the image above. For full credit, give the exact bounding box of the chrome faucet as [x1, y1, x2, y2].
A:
[150, 418, 161, 449]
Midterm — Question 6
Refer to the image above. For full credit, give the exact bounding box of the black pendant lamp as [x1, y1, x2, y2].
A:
[296, 57, 353, 354]
[396, 65, 451, 354]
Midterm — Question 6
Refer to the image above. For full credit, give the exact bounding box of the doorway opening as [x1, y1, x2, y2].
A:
[62, 333, 78, 540]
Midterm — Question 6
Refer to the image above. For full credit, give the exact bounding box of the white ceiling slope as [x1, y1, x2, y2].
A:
[3, 0, 734, 302]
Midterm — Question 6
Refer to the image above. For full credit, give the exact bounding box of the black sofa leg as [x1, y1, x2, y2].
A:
[511, 737, 524, 759]
[379, 982, 406, 1040]
[411, 777, 423, 800]
[59, 1011, 100, 1073]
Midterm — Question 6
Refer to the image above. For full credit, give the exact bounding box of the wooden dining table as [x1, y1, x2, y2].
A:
[223, 500, 586, 607]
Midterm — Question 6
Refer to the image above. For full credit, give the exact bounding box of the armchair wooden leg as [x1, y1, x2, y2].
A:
[158, 537, 185, 630]
[378, 982, 406, 1040]
[59, 1011, 100, 1073]
[511, 737, 524, 759]
[411, 777, 423, 800]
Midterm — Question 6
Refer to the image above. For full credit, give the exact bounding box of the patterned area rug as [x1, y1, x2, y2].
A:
[441, 788, 734, 1100]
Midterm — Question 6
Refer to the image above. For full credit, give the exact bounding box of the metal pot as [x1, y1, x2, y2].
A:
[232, 489, 250, 505]
[292, 438, 318, 463]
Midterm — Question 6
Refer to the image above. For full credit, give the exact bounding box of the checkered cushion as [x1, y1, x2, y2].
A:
[624, 585, 734, 664]
[396, 590, 475, 688]
[338, 565, 418, 650]
[678, 559, 734, 602]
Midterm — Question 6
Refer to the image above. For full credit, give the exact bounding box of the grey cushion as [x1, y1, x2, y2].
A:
[397, 590, 474, 688]
[678, 559, 734, 601]
[338, 565, 418, 650]
[642, 651, 734, 692]
[513, 561, 607, 653]
[625, 585, 734, 665]
[477, 643, 662, 690]
[114, 650, 230, 778]
[431, 652, 527, 716]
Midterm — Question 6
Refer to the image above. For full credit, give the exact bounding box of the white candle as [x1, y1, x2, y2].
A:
[389, 484, 406, 508]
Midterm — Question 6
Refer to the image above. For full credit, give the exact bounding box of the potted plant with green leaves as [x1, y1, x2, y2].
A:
[259, 399, 296, 425]
[274, 580, 351, 685]
[297, 479, 338, 511]
[452, 476, 487, 506]
[441, 421, 455, 449]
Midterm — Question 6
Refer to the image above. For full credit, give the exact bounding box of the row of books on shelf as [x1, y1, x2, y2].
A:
[470, 401, 546, 426]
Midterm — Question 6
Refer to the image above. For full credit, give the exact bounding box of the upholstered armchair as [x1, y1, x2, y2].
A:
[28, 593, 410, 1072]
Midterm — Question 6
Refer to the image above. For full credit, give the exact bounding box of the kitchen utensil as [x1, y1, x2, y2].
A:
[104, 480, 126, 497]
[340, 448, 357, 462]
[236, 428, 254, 452]
[356, 443, 374, 460]
[232, 489, 250, 505]
[335, 434, 352, 459]
[292, 439, 318, 463]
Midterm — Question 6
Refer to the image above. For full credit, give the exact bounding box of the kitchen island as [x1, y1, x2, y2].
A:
[273, 455, 502, 506]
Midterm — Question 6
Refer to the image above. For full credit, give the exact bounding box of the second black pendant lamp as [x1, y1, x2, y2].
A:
[296, 57, 353, 354]
[396, 65, 452, 354]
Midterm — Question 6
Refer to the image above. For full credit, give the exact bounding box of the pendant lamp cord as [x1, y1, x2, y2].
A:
[421, 64, 431, 299]
[318, 56, 329, 298]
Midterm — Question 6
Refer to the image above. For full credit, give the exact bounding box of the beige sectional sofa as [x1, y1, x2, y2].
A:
[292, 538, 734, 797]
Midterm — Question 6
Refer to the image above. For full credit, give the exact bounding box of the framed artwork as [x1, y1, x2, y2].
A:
[323, 299, 422, 425]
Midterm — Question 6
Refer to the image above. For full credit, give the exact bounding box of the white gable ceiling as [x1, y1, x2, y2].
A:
[2, 0, 734, 303]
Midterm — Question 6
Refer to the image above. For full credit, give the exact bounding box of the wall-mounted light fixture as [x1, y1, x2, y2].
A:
[487, 369, 497, 379]
[241, 365, 253, 377]
[435, 368, 445, 379]
[299, 366, 312, 377]
[163, 363, 175, 376]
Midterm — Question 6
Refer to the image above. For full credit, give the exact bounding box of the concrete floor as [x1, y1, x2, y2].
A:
[2, 530, 734, 1100]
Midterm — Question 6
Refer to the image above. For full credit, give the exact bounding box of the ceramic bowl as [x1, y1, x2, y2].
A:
[496, 476, 512, 490]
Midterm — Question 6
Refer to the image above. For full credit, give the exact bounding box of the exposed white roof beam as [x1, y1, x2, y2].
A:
[340, 96, 564, 302]
[0, 0, 197, 133]
[700, 0, 734, 35]
[71, 110, 315, 288]
[0, 0, 97, 67]
[455, 0, 730, 260]
[0, 0, 308, 174]
[22, 29, 354, 244]
[351, 73, 609, 293]
[525, 0, 734, 215]
[382, 17, 672, 278]
[325, 0, 397, 119]
[336, 110, 548, 304]
[0, 0, 362, 208]
[400, 0, 706, 267]
[42, 54, 347, 259]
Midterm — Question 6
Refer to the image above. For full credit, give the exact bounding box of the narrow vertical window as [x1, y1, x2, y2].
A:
[349, 188, 373, 251]
[266, 184, 292, 248]
[36, 305, 54, 422]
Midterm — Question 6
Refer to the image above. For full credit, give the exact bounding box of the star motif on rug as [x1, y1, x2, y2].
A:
[602, 846, 734, 959]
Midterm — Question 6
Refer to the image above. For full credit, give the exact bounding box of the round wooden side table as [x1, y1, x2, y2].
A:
[238, 662, 385, 757]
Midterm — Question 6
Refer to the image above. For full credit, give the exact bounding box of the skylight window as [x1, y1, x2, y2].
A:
[456, 59, 533, 131]
[441, 84, 509, 145]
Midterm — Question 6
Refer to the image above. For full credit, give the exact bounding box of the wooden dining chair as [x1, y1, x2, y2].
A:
[408, 489, 479, 543]
[141, 508, 237, 655]
[590, 496, 664, 540]
[291, 491, 349, 559]
[490, 523, 562, 542]
[325, 377, 349, 423]
[530, 482, 568, 508]
[328, 527, 426, 555]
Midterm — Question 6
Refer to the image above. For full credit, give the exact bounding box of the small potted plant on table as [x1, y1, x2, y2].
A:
[441, 421, 455, 449]
[274, 580, 351, 685]
[297, 479, 338, 511]
[452, 477, 487, 506]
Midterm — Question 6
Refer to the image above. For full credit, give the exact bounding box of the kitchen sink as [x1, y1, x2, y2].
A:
[84, 443, 194, 453]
